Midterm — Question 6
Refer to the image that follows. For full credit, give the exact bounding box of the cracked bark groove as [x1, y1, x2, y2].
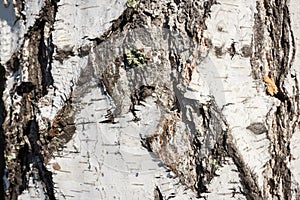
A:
[0, 0, 299, 199]
[250, 0, 299, 199]
[1, 0, 60, 199]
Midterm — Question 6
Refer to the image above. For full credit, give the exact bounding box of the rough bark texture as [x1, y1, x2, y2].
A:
[0, 0, 300, 199]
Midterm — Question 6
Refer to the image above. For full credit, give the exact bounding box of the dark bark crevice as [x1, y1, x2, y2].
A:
[227, 134, 262, 200]
[0, 64, 6, 200]
[19, 119, 55, 199]
[38, 20, 54, 96]
[2, 0, 60, 199]
[250, 0, 299, 199]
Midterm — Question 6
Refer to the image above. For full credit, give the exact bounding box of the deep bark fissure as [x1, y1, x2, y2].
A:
[250, 0, 299, 199]
[227, 138, 262, 200]
[38, 20, 54, 96]
[18, 119, 55, 199]
[2, 0, 60, 199]
[0, 64, 6, 200]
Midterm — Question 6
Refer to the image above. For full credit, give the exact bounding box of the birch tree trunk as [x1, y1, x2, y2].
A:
[0, 0, 299, 199]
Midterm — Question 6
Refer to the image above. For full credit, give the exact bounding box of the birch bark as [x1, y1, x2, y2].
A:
[0, 0, 299, 199]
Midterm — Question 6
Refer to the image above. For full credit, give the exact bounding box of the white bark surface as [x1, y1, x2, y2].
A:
[0, 0, 300, 199]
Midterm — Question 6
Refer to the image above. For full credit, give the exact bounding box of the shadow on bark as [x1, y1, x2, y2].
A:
[0, 64, 6, 199]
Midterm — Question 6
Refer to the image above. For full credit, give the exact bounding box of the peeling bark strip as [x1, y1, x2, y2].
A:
[250, 0, 299, 199]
